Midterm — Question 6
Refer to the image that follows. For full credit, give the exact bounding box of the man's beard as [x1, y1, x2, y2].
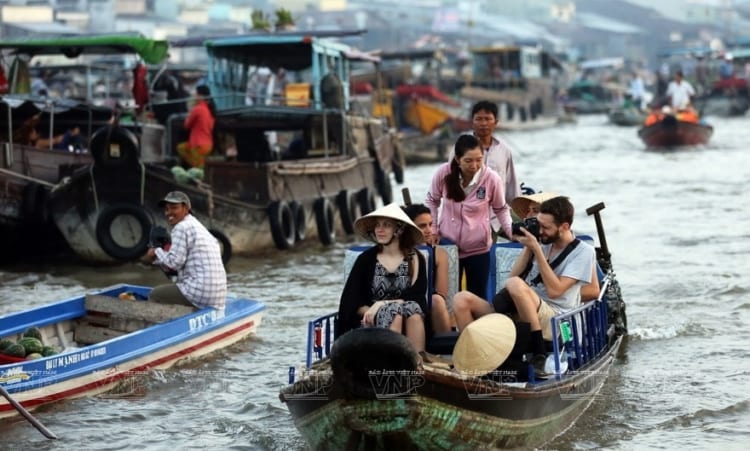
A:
[540, 229, 560, 245]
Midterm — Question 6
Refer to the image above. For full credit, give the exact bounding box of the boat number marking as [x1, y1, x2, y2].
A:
[189, 310, 224, 332]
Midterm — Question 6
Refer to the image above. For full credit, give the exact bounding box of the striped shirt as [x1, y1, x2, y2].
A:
[155, 214, 226, 309]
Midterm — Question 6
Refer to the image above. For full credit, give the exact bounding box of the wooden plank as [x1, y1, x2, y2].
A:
[74, 324, 127, 345]
[84, 294, 195, 323]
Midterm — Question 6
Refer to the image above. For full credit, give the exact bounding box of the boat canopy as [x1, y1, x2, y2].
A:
[203, 34, 379, 110]
[0, 33, 169, 65]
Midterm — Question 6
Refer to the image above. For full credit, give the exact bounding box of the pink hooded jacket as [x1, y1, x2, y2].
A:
[425, 163, 513, 258]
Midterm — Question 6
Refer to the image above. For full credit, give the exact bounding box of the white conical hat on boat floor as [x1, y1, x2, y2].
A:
[453, 313, 517, 376]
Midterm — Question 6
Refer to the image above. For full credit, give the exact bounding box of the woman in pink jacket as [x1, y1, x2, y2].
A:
[425, 134, 513, 298]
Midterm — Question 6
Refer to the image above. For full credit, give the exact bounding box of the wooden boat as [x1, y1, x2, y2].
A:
[460, 45, 564, 129]
[280, 203, 628, 449]
[47, 33, 398, 264]
[0, 283, 265, 418]
[637, 114, 713, 148]
[608, 106, 647, 126]
[0, 33, 170, 262]
[565, 80, 621, 115]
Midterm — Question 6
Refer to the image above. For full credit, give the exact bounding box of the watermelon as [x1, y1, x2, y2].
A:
[41, 345, 59, 357]
[18, 337, 44, 355]
[0, 338, 14, 352]
[23, 327, 43, 341]
[4, 343, 26, 358]
[26, 353, 43, 360]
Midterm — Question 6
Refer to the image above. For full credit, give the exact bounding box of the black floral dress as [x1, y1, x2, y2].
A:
[372, 255, 425, 328]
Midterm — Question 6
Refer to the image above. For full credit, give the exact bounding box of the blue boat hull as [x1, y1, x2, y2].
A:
[0, 284, 265, 417]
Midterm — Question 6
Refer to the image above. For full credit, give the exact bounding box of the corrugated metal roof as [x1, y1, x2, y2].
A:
[576, 12, 644, 34]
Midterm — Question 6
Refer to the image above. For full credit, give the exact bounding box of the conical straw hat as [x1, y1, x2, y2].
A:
[453, 313, 517, 376]
[354, 202, 424, 245]
[510, 192, 559, 219]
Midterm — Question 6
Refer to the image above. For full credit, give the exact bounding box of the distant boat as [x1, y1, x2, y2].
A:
[608, 106, 647, 126]
[638, 113, 713, 148]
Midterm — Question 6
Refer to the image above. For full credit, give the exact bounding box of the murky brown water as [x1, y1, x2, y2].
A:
[2, 114, 750, 450]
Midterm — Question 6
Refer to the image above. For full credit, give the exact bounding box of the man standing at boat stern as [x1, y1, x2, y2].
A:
[143, 191, 227, 310]
[471, 100, 520, 205]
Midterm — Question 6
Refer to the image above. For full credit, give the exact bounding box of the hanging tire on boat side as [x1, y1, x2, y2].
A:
[375, 167, 393, 205]
[90, 125, 140, 169]
[357, 187, 376, 215]
[331, 328, 419, 400]
[95, 203, 153, 261]
[208, 228, 232, 264]
[268, 201, 296, 250]
[336, 190, 358, 235]
[289, 201, 307, 242]
[392, 141, 406, 185]
[313, 197, 336, 246]
[21, 183, 50, 225]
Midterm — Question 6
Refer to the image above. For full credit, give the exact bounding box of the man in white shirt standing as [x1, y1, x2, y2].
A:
[666, 70, 695, 111]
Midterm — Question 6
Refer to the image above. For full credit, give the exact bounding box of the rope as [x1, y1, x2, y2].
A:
[89, 165, 99, 212]
[0, 168, 55, 187]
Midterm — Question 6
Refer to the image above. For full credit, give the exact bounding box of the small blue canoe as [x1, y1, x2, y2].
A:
[0, 284, 265, 418]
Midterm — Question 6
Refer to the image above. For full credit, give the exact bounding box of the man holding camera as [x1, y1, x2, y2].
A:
[452, 196, 596, 376]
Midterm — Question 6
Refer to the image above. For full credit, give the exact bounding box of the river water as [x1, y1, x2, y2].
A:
[2, 114, 749, 450]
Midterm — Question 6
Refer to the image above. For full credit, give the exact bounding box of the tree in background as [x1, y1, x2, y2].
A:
[251, 9, 272, 32]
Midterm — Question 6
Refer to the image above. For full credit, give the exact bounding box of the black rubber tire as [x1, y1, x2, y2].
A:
[95, 203, 152, 261]
[268, 200, 296, 250]
[90, 125, 140, 169]
[331, 328, 419, 400]
[375, 167, 394, 205]
[357, 187, 376, 215]
[314, 197, 336, 246]
[289, 201, 307, 242]
[336, 190, 358, 235]
[392, 141, 405, 184]
[208, 228, 232, 265]
[21, 183, 49, 225]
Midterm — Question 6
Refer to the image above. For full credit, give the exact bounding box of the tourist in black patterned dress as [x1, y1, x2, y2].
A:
[336, 203, 428, 352]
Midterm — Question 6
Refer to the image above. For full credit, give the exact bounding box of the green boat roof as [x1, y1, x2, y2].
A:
[0, 33, 169, 64]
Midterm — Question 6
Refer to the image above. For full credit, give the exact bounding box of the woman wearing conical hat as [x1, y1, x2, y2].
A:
[336, 203, 428, 352]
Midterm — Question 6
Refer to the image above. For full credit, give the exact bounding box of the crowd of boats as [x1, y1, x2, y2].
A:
[1, 32, 740, 267]
[6, 27, 740, 448]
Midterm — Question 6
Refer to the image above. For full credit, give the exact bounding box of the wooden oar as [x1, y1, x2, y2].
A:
[0, 385, 58, 440]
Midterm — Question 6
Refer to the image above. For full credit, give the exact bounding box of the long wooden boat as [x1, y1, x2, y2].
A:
[0, 33, 171, 261]
[280, 203, 628, 450]
[637, 114, 713, 148]
[47, 33, 398, 264]
[0, 283, 265, 418]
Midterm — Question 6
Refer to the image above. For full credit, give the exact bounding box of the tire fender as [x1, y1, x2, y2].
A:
[95, 203, 153, 261]
[331, 328, 418, 400]
[336, 190, 358, 235]
[314, 197, 336, 246]
[289, 201, 307, 242]
[268, 200, 296, 250]
[208, 228, 232, 264]
[357, 188, 376, 215]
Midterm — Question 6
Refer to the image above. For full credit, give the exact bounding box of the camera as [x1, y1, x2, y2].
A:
[511, 217, 540, 239]
[149, 225, 171, 248]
